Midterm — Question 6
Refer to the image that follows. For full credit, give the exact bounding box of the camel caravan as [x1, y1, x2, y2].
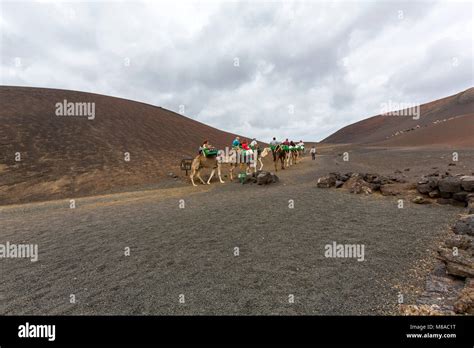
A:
[189, 136, 305, 186]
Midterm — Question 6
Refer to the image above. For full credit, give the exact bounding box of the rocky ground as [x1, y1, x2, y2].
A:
[0, 146, 471, 315]
[315, 145, 474, 315]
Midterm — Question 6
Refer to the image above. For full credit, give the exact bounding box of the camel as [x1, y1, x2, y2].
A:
[291, 147, 299, 165]
[190, 153, 224, 186]
[269, 145, 286, 171]
[297, 146, 305, 159]
[284, 147, 293, 168]
[229, 148, 254, 181]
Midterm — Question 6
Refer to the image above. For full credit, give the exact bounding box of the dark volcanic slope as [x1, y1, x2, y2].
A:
[0, 86, 243, 205]
[321, 88, 474, 146]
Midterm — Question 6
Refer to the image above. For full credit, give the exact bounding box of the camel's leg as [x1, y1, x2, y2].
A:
[259, 157, 264, 171]
[196, 170, 206, 185]
[217, 165, 224, 183]
[229, 165, 234, 181]
[207, 169, 216, 184]
[190, 168, 198, 187]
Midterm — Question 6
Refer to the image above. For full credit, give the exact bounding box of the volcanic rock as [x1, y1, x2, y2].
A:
[460, 176, 474, 192]
[438, 177, 462, 193]
[453, 215, 474, 236]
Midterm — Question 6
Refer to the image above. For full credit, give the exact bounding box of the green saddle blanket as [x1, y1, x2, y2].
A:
[203, 148, 218, 157]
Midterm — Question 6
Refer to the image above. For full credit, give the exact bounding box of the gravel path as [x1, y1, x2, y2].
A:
[0, 153, 462, 315]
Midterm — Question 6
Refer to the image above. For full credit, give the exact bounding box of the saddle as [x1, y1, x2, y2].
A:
[203, 148, 218, 157]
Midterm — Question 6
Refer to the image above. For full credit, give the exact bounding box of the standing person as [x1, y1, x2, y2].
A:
[310, 145, 316, 160]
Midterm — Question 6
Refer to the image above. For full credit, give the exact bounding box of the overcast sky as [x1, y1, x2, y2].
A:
[0, 0, 472, 141]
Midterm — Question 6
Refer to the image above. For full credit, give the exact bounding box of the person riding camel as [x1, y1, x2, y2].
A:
[250, 138, 258, 150]
[269, 137, 279, 150]
[198, 140, 208, 154]
[241, 139, 251, 151]
[232, 136, 241, 150]
[281, 138, 290, 151]
[200, 140, 217, 157]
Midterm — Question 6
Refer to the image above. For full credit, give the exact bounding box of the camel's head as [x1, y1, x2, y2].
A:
[261, 147, 271, 157]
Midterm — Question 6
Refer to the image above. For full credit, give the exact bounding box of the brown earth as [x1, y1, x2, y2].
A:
[321, 87, 474, 147]
[0, 86, 253, 205]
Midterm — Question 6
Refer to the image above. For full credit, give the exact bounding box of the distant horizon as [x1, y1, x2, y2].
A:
[2, 84, 472, 143]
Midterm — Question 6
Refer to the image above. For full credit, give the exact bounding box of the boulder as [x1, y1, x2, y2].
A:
[317, 175, 336, 188]
[453, 191, 468, 202]
[437, 248, 474, 278]
[417, 176, 439, 194]
[439, 191, 452, 198]
[444, 234, 474, 251]
[256, 171, 278, 185]
[460, 176, 474, 192]
[453, 287, 474, 314]
[438, 177, 462, 193]
[453, 215, 474, 236]
[342, 175, 372, 195]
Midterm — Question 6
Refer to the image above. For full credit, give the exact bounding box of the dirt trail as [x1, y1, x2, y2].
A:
[0, 153, 463, 315]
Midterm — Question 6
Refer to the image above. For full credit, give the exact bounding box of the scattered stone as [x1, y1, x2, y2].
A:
[428, 190, 440, 198]
[412, 196, 427, 204]
[335, 180, 344, 188]
[460, 176, 474, 192]
[453, 215, 474, 236]
[448, 163, 456, 166]
[437, 248, 474, 278]
[417, 176, 438, 194]
[342, 175, 372, 195]
[256, 171, 278, 185]
[443, 234, 473, 251]
[453, 287, 474, 314]
[316, 175, 336, 188]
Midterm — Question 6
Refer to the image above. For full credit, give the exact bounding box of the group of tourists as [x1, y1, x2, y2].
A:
[198, 136, 309, 158]
[191, 136, 316, 186]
